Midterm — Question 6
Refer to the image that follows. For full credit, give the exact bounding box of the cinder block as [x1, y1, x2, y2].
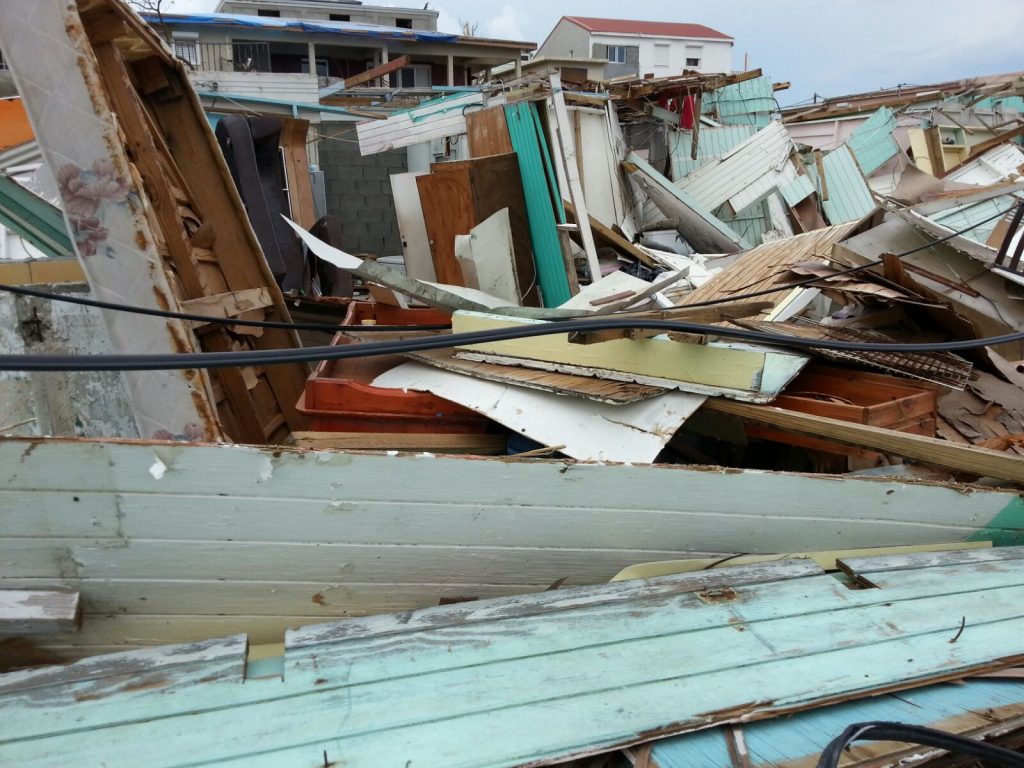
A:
[364, 193, 392, 210]
[362, 165, 389, 182]
[339, 193, 366, 210]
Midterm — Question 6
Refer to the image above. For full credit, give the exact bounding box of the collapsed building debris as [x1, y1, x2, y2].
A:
[2, 1, 1024, 766]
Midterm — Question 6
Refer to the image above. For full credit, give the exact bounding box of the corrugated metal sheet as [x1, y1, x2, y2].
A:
[676, 122, 801, 215]
[504, 102, 571, 305]
[668, 125, 756, 179]
[703, 76, 776, 128]
[846, 107, 900, 175]
[808, 145, 876, 224]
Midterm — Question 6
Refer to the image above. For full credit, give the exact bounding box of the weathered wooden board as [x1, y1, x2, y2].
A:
[357, 92, 492, 156]
[465, 105, 513, 157]
[2, 436, 1023, 657]
[0, 590, 80, 636]
[5, 554, 1024, 767]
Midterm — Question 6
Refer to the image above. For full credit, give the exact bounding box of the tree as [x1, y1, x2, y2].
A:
[125, 0, 173, 42]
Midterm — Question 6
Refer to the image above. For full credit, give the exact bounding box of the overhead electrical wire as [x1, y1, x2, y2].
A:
[0, 203, 1015, 334]
[0, 204, 1018, 372]
[0, 282, 451, 334]
[3, 317, 1024, 373]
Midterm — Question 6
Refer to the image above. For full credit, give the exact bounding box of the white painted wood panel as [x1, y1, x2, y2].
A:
[389, 172, 435, 281]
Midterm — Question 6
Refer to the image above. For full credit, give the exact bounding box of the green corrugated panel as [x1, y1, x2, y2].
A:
[703, 76, 776, 129]
[846, 107, 899, 176]
[0, 174, 74, 259]
[807, 146, 875, 224]
[668, 125, 756, 179]
[529, 103, 565, 224]
[504, 102, 570, 306]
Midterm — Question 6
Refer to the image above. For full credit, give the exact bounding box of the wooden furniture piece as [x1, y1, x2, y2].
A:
[416, 153, 541, 306]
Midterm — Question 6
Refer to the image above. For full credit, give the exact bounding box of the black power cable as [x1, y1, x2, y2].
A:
[0, 203, 1016, 332]
[2, 317, 1023, 372]
[0, 282, 451, 334]
[817, 721, 1024, 768]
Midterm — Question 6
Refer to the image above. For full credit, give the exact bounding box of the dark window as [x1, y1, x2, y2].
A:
[685, 57, 700, 67]
[395, 18, 413, 29]
[329, 14, 350, 21]
[232, 40, 272, 72]
[0, 49, 7, 70]
[606, 45, 626, 64]
[257, 9, 281, 17]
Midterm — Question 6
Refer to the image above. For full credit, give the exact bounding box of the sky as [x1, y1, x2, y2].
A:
[160, 0, 1024, 106]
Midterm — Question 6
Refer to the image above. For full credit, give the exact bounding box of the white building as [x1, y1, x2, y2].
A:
[537, 16, 733, 80]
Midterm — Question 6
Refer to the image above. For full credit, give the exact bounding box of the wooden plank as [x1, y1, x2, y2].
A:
[6, 558, 1024, 766]
[465, 105, 513, 157]
[0, 590, 80, 636]
[611, 541, 992, 581]
[451, 310, 769, 393]
[563, 201, 657, 267]
[838, 545, 1024, 579]
[278, 118, 317, 230]
[288, 560, 824, 648]
[343, 55, 410, 89]
[181, 288, 274, 327]
[706, 398, 1024, 484]
[291, 431, 507, 454]
[567, 302, 775, 345]
[0, 633, 246, 695]
[406, 348, 666, 403]
[549, 73, 600, 280]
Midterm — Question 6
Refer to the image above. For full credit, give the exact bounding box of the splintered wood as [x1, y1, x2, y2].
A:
[78, 1, 308, 443]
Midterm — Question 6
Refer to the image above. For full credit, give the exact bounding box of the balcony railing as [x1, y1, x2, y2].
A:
[173, 41, 273, 74]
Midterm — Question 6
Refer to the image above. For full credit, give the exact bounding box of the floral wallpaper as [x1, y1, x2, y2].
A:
[56, 159, 138, 258]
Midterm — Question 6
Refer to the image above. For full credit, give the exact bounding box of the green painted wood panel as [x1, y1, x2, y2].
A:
[3, 553, 1024, 767]
[2, 437, 1022, 657]
[846, 107, 900, 176]
[504, 101, 570, 306]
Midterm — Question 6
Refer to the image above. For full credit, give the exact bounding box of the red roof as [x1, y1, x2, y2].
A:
[563, 16, 732, 40]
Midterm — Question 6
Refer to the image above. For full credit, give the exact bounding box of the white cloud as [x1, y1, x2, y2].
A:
[483, 5, 525, 41]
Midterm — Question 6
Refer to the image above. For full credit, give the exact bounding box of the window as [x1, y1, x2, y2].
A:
[395, 18, 413, 29]
[301, 57, 329, 77]
[390, 64, 431, 89]
[685, 57, 700, 67]
[0, 49, 7, 71]
[257, 9, 280, 16]
[329, 13, 350, 22]
[172, 39, 200, 67]
[685, 45, 702, 69]
[606, 45, 626, 64]
[654, 44, 669, 67]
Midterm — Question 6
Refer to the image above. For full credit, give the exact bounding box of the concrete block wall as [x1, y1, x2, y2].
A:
[318, 126, 407, 256]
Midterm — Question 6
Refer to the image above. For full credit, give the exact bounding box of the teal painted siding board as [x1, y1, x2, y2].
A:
[5, 550, 1024, 767]
[0, 174, 75, 259]
[505, 101, 570, 305]
[809, 146, 876, 224]
[704, 76, 776, 128]
[846, 107, 900, 176]
[654, 679, 1024, 768]
[668, 125, 756, 179]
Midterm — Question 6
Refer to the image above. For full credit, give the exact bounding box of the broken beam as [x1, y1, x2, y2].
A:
[343, 55, 410, 90]
[706, 399, 1024, 484]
